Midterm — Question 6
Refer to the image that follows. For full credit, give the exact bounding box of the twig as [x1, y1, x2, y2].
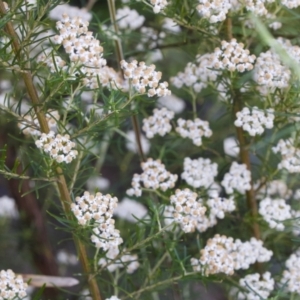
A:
[85, 0, 97, 11]
[107, 0, 146, 162]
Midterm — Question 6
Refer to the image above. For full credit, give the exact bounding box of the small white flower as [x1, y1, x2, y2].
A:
[142, 108, 174, 139]
[116, 7, 145, 30]
[105, 296, 121, 300]
[212, 39, 256, 72]
[181, 157, 218, 189]
[169, 188, 207, 233]
[234, 272, 274, 299]
[197, 0, 232, 23]
[272, 138, 300, 173]
[120, 60, 171, 97]
[171, 53, 219, 94]
[162, 18, 181, 33]
[191, 235, 272, 276]
[234, 106, 274, 136]
[223, 137, 239, 157]
[35, 131, 78, 164]
[176, 118, 212, 146]
[49, 3, 92, 21]
[150, 0, 169, 13]
[221, 162, 251, 194]
[259, 197, 292, 231]
[0, 195, 18, 219]
[126, 158, 178, 197]
[281, 248, 300, 294]
[0, 269, 28, 299]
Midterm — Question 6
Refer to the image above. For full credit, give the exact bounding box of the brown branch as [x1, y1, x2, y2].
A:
[233, 99, 263, 274]
[225, 18, 233, 41]
[107, 0, 146, 162]
[225, 17, 262, 272]
[85, 0, 97, 11]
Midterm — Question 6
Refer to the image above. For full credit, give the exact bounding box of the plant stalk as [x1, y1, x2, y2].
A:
[225, 17, 261, 271]
[233, 97, 261, 242]
[107, 0, 146, 162]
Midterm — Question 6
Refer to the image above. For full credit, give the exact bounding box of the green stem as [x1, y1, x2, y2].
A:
[95, 224, 173, 276]
[134, 251, 169, 299]
[69, 147, 84, 194]
[95, 128, 114, 174]
[124, 272, 198, 299]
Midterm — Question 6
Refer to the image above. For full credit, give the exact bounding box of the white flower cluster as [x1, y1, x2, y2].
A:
[116, 7, 145, 30]
[206, 194, 236, 219]
[259, 197, 292, 231]
[71, 191, 123, 251]
[272, 138, 300, 173]
[166, 191, 235, 233]
[281, 0, 300, 8]
[223, 137, 240, 157]
[281, 249, 300, 294]
[256, 179, 292, 199]
[191, 235, 272, 276]
[142, 108, 174, 138]
[233, 237, 273, 269]
[99, 249, 140, 274]
[136, 27, 165, 51]
[212, 39, 256, 72]
[150, 0, 169, 13]
[267, 13, 282, 30]
[35, 131, 78, 163]
[52, 14, 123, 90]
[170, 53, 219, 93]
[162, 18, 181, 33]
[37, 50, 67, 73]
[0, 269, 27, 299]
[253, 50, 290, 94]
[181, 157, 218, 189]
[71, 194, 140, 274]
[234, 106, 275, 136]
[91, 224, 122, 254]
[71, 191, 118, 226]
[197, 0, 232, 23]
[18, 110, 60, 136]
[236, 272, 274, 300]
[176, 118, 212, 146]
[49, 3, 92, 21]
[126, 158, 178, 197]
[221, 162, 251, 194]
[169, 189, 207, 233]
[244, 0, 275, 16]
[120, 60, 171, 97]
